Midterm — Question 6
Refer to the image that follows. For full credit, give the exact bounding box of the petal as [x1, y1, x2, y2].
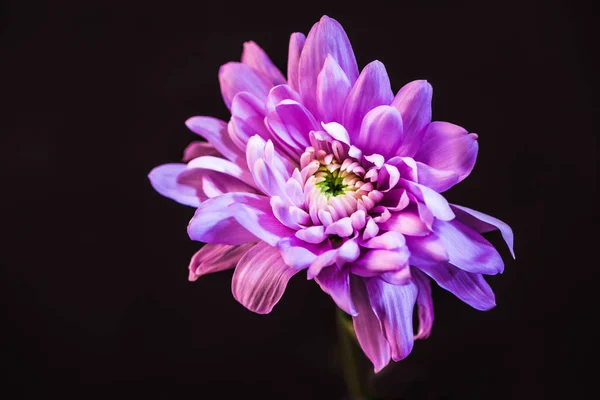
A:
[414, 161, 459, 193]
[230, 194, 295, 247]
[241, 41, 286, 85]
[415, 261, 496, 311]
[298, 15, 359, 115]
[185, 116, 246, 165]
[361, 231, 406, 250]
[187, 193, 261, 245]
[246, 136, 290, 198]
[148, 163, 203, 207]
[351, 248, 410, 278]
[350, 276, 391, 372]
[364, 277, 418, 361]
[343, 61, 394, 139]
[400, 178, 455, 221]
[232, 241, 300, 314]
[177, 168, 258, 199]
[316, 55, 352, 123]
[356, 106, 403, 158]
[295, 225, 327, 244]
[434, 219, 504, 275]
[412, 268, 434, 339]
[186, 156, 256, 187]
[379, 210, 430, 236]
[406, 234, 449, 264]
[287, 32, 306, 92]
[266, 84, 301, 114]
[182, 141, 220, 162]
[229, 92, 269, 151]
[413, 122, 478, 183]
[321, 121, 350, 145]
[315, 267, 357, 316]
[218, 62, 273, 109]
[451, 204, 515, 259]
[391, 80, 433, 157]
[188, 243, 254, 281]
[278, 235, 332, 269]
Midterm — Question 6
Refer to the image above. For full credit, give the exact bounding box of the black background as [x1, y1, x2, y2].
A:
[2, 0, 597, 398]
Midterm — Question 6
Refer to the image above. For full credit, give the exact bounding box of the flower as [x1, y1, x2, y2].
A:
[148, 15, 514, 372]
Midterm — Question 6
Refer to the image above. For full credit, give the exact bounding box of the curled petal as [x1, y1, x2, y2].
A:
[400, 178, 455, 221]
[148, 163, 203, 207]
[391, 80, 433, 157]
[315, 266, 357, 316]
[379, 210, 430, 236]
[451, 204, 515, 258]
[186, 117, 246, 165]
[232, 242, 300, 314]
[434, 219, 504, 275]
[316, 55, 352, 123]
[351, 247, 410, 278]
[415, 261, 496, 311]
[241, 41, 286, 85]
[278, 235, 332, 269]
[182, 141, 220, 162]
[413, 122, 478, 184]
[188, 243, 254, 281]
[298, 15, 359, 114]
[187, 156, 256, 187]
[343, 61, 394, 139]
[296, 225, 327, 244]
[351, 276, 391, 372]
[365, 277, 418, 361]
[412, 268, 434, 339]
[361, 231, 406, 250]
[218, 62, 273, 109]
[187, 193, 261, 245]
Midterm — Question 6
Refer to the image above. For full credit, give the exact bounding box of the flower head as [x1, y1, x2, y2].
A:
[149, 15, 514, 372]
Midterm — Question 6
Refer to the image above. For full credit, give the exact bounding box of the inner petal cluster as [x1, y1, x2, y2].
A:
[300, 140, 383, 226]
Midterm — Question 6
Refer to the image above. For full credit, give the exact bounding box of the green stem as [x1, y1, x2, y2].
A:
[336, 308, 367, 400]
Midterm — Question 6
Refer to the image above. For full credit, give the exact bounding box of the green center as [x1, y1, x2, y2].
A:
[315, 167, 346, 197]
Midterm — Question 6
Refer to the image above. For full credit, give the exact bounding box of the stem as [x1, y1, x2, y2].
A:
[336, 307, 367, 400]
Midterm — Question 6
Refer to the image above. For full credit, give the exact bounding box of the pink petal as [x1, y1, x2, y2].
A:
[182, 141, 220, 162]
[406, 234, 449, 264]
[229, 92, 269, 151]
[298, 15, 359, 115]
[361, 231, 406, 250]
[315, 267, 357, 316]
[295, 225, 327, 244]
[400, 178, 455, 221]
[316, 55, 352, 123]
[415, 161, 459, 193]
[434, 219, 504, 275]
[278, 235, 332, 270]
[351, 247, 410, 278]
[379, 210, 430, 236]
[232, 242, 300, 314]
[148, 163, 203, 207]
[241, 41, 286, 86]
[177, 168, 258, 199]
[187, 193, 262, 245]
[186, 156, 256, 188]
[185, 116, 246, 165]
[351, 276, 391, 372]
[287, 32, 306, 92]
[356, 106, 403, 158]
[188, 243, 254, 281]
[412, 268, 434, 339]
[218, 62, 273, 109]
[413, 122, 478, 184]
[451, 204, 515, 259]
[391, 80, 433, 157]
[343, 61, 394, 140]
[364, 277, 418, 361]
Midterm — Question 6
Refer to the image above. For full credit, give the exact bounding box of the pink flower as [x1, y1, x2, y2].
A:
[149, 15, 514, 372]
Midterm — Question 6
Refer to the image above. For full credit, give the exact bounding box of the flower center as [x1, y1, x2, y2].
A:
[315, 166, 348, 197]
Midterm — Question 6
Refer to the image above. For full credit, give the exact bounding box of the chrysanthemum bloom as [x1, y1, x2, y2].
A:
[149, 15, 514, 372]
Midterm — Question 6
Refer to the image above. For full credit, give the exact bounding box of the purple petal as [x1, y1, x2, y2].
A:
[218, 62, 273, 109]
[321, 121, 351, 145]
[451, 204, 515, 259]
[364, 277, 417, 361]
[185, 116, 246, 165]
[267, 100, 317, 155]
[343, 61, 394, 140]
[177, 167, 258, 199]
[232, 241, 300, 314]
[187, 193, 261, 245]
[230, 194, 295, 247]
[278, 235, 332, 270]
[361, 231, 406, 250]
[266, 84, 301, 114]
[400, 178, 455, 221]
[295, 225, 327, 244]
[413, 122, 478, 183]
[415, 161, 459, 193]
[298, 16, 359, 115]
[148, 163, 203, 207]
[379, 210, 430, 236]
[241, 41, 286, 86]
[377, 164, 401, 192]
[315, 267, 357, 316]
[406, 234, 449, 264]
[316, 55, 352, 123]
[351, 247, 410, 278]
[356, 106, 403, 158]
[287, 32, 306, 92]
[229, 92, 269, 151]
[412, 268, 434, 339]
[186, 156, 256, 188]
[380, 188, 410, 212]
[434, 219, 504, 275]
[246, 136, 290, 198]
[182, 141, 220, 162]
[350, 276, 391, 372]
[391, 80, 433, 157]
[188, 243, 254, 281]
[415, 261, 496, 311]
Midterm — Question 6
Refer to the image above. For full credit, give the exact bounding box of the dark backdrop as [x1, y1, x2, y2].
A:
[2, 0, 597, 398]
